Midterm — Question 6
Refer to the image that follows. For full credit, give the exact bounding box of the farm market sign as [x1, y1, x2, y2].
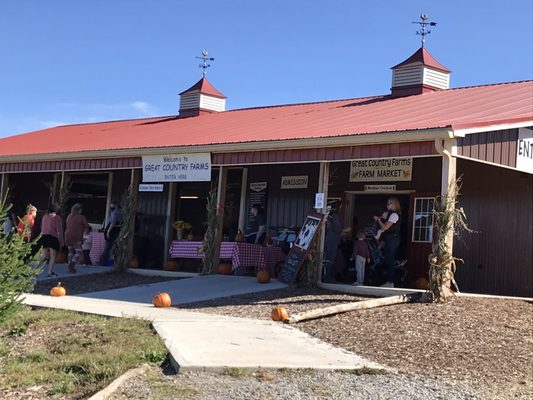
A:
[350, 157, 413, 182]
[142, 153, 211, 182]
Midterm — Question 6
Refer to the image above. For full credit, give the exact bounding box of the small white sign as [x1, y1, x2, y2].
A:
[281, 175, 308, 189]
[350, 157, 413, 182]
[139, 184, 164, 192]
[364, 184, 397, 192]
[516, 128, 533, 174]
[314, 193, 325, 209]
[250, 182, 267, 192]
[142, 153, 211, 182]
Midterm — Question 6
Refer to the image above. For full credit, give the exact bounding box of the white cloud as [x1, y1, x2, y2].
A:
[131, 101, 156, 116]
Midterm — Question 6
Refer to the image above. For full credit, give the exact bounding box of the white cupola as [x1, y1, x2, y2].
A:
[391, 47, 451, 97]
[179, 77, 227, 117]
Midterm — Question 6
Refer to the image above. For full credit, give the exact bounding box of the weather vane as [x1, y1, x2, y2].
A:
[412, 13, 437, 47]
[196, 50, 215, 77]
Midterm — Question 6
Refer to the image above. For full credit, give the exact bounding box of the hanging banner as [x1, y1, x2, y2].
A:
[142, 153, 211, 182]
[350, 157, 413, 182]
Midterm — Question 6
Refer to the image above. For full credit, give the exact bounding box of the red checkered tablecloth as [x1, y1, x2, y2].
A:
[169, 241, 266, 271]
[89, 232, 106, 266]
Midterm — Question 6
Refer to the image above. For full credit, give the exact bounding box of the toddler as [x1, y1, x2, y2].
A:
[82, 226, 93, 266]
[350, 231, 370, 286]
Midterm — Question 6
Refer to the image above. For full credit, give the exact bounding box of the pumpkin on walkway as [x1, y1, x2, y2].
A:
[152, 292, 172, 308]
[271, 306, 289, 322]
[256, 270, 270, 283]
[218, 262, 233, 275]
[127, 257, 140, 269]
[50, 283, 66, 297]
[164, 260, 180, 271]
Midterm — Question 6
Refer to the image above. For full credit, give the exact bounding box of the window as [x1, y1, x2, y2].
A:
[412, 197, 435, 243]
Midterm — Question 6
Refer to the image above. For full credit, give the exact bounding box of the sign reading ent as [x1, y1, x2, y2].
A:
[142, 153, 211, 182]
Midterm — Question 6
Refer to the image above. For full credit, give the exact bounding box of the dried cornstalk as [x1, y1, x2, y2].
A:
[429, 177, 473, 303]
[200, 188, 217, 275]
[113, 185, 137, 272]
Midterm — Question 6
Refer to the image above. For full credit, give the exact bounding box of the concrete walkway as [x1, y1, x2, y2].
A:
[23, 274, 385, 373]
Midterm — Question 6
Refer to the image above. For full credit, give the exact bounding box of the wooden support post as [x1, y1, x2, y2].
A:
[238, 167, 248, 233]
[126, 169, 140, 260]
[0, 173, 5, 198]
[163, 181, 177, 263]
[212, 166, 228, 270]
[316, 161, 330, 284]
[436, 138, 457, 254]
[285, 292, 427, 324]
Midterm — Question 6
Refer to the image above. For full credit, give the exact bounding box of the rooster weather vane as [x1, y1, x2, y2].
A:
[196, 50, 215, 77]
[412, 14, 437, 47]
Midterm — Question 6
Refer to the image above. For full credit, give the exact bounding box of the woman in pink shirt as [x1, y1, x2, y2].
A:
[65, 203, 89, 273]
[37, 204, 64, 277]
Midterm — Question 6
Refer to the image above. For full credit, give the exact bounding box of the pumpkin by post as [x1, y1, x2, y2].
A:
[256, 270, 270, 283]
[55, 251, 67, 264]
[50, 283, 66, 297]
[235, 230, 245, 242]
[271, 306, 289, 322]
[152, 292, 172, 308]
[127, 257, 140, 269]
[164, 260, 179, 271]
[414, 277, 429, 290]
[218, 262, 233, 275]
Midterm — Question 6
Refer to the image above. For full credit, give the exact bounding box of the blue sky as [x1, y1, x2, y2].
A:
[0, 0, 532, 138]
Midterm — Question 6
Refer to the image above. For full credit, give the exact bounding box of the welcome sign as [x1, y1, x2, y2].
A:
[142, 153, 211, 182]
[350, 157, 413, 182]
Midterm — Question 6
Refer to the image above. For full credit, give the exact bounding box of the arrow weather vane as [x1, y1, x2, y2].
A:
[412, 13, 437, 47]
[196, 50, 215, 77]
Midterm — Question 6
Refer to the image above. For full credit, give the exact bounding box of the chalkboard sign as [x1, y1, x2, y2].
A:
[278, 213, 324, 284]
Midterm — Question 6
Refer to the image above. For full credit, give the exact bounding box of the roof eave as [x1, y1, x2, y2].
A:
[0, 127, 453, 164]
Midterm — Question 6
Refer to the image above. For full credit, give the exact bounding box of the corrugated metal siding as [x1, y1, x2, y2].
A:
[454, 158, 533, 297]
[213, 141, 437, 165]
[456, 128, 520, 168]
[0, 157, 141, 173]
[247, 163, 320, 230]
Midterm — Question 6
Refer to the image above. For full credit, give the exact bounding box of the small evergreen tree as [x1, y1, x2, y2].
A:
[0, 192, 41, 323]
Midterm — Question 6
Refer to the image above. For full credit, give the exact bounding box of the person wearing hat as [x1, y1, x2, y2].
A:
[99, 201, 123, 265]
[245, 204, 266, 245]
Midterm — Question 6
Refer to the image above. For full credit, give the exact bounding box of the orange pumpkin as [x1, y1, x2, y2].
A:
[152, 292, 172, 308]
[55, 251, 67, 264]
[235, 230, 245, 242]
[164, 260, 180, 271]
[271, 306, 289, 322]
[50, 283, 66, 297]
[414, 277, 429, 290]
[256, 270, 270, 283]
[218, 262, 233, 275]
[127, 257, 140, 269]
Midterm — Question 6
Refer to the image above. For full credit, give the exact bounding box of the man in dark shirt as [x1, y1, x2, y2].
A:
[245, 204, 266, 244]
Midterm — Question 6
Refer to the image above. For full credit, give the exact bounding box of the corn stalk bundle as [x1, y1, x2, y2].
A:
[200, 189, 217, 275]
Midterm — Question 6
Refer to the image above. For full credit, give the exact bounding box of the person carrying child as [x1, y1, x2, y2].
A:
[82, 226, 93, 266]
[350, 231, 370, 286]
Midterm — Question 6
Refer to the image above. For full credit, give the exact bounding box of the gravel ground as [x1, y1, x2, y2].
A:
[29, 273, 533, 399]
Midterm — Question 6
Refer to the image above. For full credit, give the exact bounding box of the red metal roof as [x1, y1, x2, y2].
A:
[392, 47, 450, 73]
[0, 80, 531, 158]
[179, 77, 226, 98]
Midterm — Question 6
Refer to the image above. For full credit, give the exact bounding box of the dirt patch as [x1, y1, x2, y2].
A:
[27, 273, 533, 397]
[32, 271, 178, 295]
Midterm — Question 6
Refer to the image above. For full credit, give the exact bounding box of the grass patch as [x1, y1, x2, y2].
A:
[0, 307, 167, 398]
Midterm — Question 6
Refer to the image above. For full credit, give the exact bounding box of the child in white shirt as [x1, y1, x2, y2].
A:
[82, 226, 93, 266]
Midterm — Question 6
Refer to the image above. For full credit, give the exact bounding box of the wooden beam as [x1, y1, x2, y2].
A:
[212, 166, 228, 270]
[285, 292, 427, 323]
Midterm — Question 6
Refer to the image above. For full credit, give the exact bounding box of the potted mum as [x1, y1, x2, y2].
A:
[172, 220, 192, 240]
